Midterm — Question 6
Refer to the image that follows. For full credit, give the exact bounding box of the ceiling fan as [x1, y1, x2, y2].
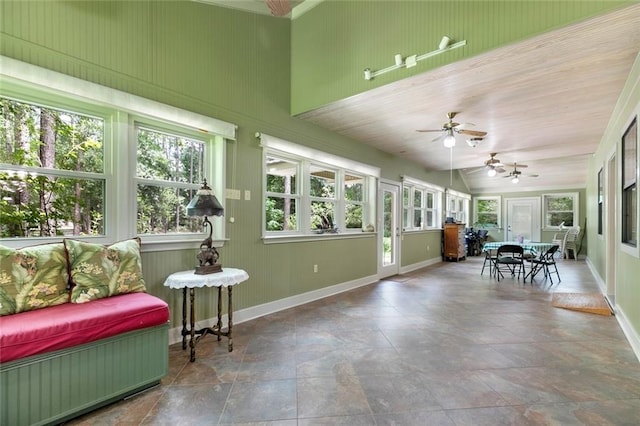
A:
[466, 152, 506, 176]
[503, 162, 538, 183]
[416, 112, 488, 148]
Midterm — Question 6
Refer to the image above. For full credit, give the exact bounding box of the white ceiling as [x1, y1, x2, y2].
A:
[200, 1, 640, 194]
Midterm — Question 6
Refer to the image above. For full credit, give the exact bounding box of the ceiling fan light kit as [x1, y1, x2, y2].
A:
[363, 37, 466, 81]
[443, 133, 456, 148]
[416, 112, 488, 148]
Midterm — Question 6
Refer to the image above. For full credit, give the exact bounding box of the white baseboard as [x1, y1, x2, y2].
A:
[168, 274, 378, 345]
[399, 257, 442, 274]
[614, 305, 640, 363]
[584, 256, 640, 362]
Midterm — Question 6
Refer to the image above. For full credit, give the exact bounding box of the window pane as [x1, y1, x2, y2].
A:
[137, 185, 202, 234]
[403, 208, 409, 228]
[136, 128, 204, 184]
[309, 166, 335, 198]
[1, 98, 104, 173]
[413, 210, 423, 228]
[344, 174, 363, 202]
[414, 189, 422, 208]
[266, 156, 297, 195]
[266, 196, 297, 231]
[345, 203, 362, 229]
[545, 195, 575, 226]
[478, 213, 498, 225]
[0, 172, 104, 237]
[426, 192, 434, 208]
[403, 187, 410, 206]
[426, 210, 434, 227]
[311, 200, 335, 230]
[623, 185, 637, 245]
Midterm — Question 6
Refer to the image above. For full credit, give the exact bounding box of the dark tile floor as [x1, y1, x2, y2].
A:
[68, 256, 640, 425]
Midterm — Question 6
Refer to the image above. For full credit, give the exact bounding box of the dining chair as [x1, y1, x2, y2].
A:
[494, 244, 525, 282]
[527, 244, 561, 283]
[481, 248, 498, 276]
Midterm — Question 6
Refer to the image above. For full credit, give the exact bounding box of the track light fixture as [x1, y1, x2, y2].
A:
[363, 36, 467, 81]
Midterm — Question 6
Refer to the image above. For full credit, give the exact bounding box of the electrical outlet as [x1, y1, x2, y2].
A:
[313, 264, 318, 273]
[427, 245, 430, 252]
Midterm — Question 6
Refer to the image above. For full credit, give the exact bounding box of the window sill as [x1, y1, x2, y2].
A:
[402, 228, 443, 233]
[263, 232, 376, 244]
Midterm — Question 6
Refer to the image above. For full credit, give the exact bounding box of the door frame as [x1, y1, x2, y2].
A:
[605, 151, 617, 302]
[378, 180, 401, 278]
[503, 197, 541, 241]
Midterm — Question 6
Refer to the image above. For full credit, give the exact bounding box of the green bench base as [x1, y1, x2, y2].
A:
[1, 323, 168, 426]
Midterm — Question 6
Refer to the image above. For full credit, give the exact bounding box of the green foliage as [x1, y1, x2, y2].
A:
[1, 98, 105, 238]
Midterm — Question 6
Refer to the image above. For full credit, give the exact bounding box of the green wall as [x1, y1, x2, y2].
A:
[587, 53, 640, 330]
[2, 0, 637, 344]
[0, 0, 465, 328]
[291, 0, 633, 114]
[472, 188, 588, 252]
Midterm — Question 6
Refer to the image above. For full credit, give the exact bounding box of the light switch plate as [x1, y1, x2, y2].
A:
[225, 189, 241, 200]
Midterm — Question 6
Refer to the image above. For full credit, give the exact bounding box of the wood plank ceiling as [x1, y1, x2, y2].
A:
[297, 4, 640, 193]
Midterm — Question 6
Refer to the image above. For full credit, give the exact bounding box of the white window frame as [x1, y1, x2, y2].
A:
[1, 57, 235, 250]
[446, 189, 471, 225]
[401, 175, 443, 231]
[259, 133, 380, 241]
[620, 112, 639, 257]
[473, 196, 502, 229]
[542, 192, 579, 231]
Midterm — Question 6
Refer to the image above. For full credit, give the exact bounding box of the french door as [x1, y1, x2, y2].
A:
[378, 181, 400, 278]
[504, 197, 541, 242]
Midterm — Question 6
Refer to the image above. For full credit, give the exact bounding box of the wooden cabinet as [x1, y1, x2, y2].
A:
[443, 223, 466, 261]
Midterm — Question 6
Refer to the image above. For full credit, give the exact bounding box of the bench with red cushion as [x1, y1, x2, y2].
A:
[0, 292, 169, 363]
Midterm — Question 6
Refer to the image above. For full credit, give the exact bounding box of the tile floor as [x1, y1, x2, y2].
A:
[67, 256, 640, 425]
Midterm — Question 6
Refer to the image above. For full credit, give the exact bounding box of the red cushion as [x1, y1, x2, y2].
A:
[0, 292, 169, 363]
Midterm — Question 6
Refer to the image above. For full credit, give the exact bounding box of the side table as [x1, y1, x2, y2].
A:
[163, 268, 249, 362]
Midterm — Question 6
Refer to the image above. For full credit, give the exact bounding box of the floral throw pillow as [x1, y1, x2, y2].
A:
[66, 238, 147, 304]
[0, 243, 70, 316]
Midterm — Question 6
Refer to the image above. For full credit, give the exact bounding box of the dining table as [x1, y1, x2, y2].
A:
[482, 241, 557, 282]
[482, 241, 555, 255]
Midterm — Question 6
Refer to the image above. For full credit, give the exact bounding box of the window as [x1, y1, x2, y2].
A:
[446, 189, 471, 224]
[260, 133, 379, 238]
[543, 193, 578, 229]
[597, 168, 603, 235]
[622, 117, 637, 247]
[135, 124, 211, 238]
[474, 196, 501, 228]
[1, 97, 107, 239]
[1, 58, 235, 248]
[402, 176, 443, 230]
[265, 155, 299, 231]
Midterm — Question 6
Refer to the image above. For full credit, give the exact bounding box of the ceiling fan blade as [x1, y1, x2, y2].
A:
[457, 129, 487, 137]
[505, 163, 528, 168]
[431, 133, 446, 143]
[416, 129, 444, 133]
[465, 167, 487, 174]
[495, 167, 506, 173]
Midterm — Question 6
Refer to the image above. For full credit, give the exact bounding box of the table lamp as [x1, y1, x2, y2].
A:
[186, 179, 224, 274]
